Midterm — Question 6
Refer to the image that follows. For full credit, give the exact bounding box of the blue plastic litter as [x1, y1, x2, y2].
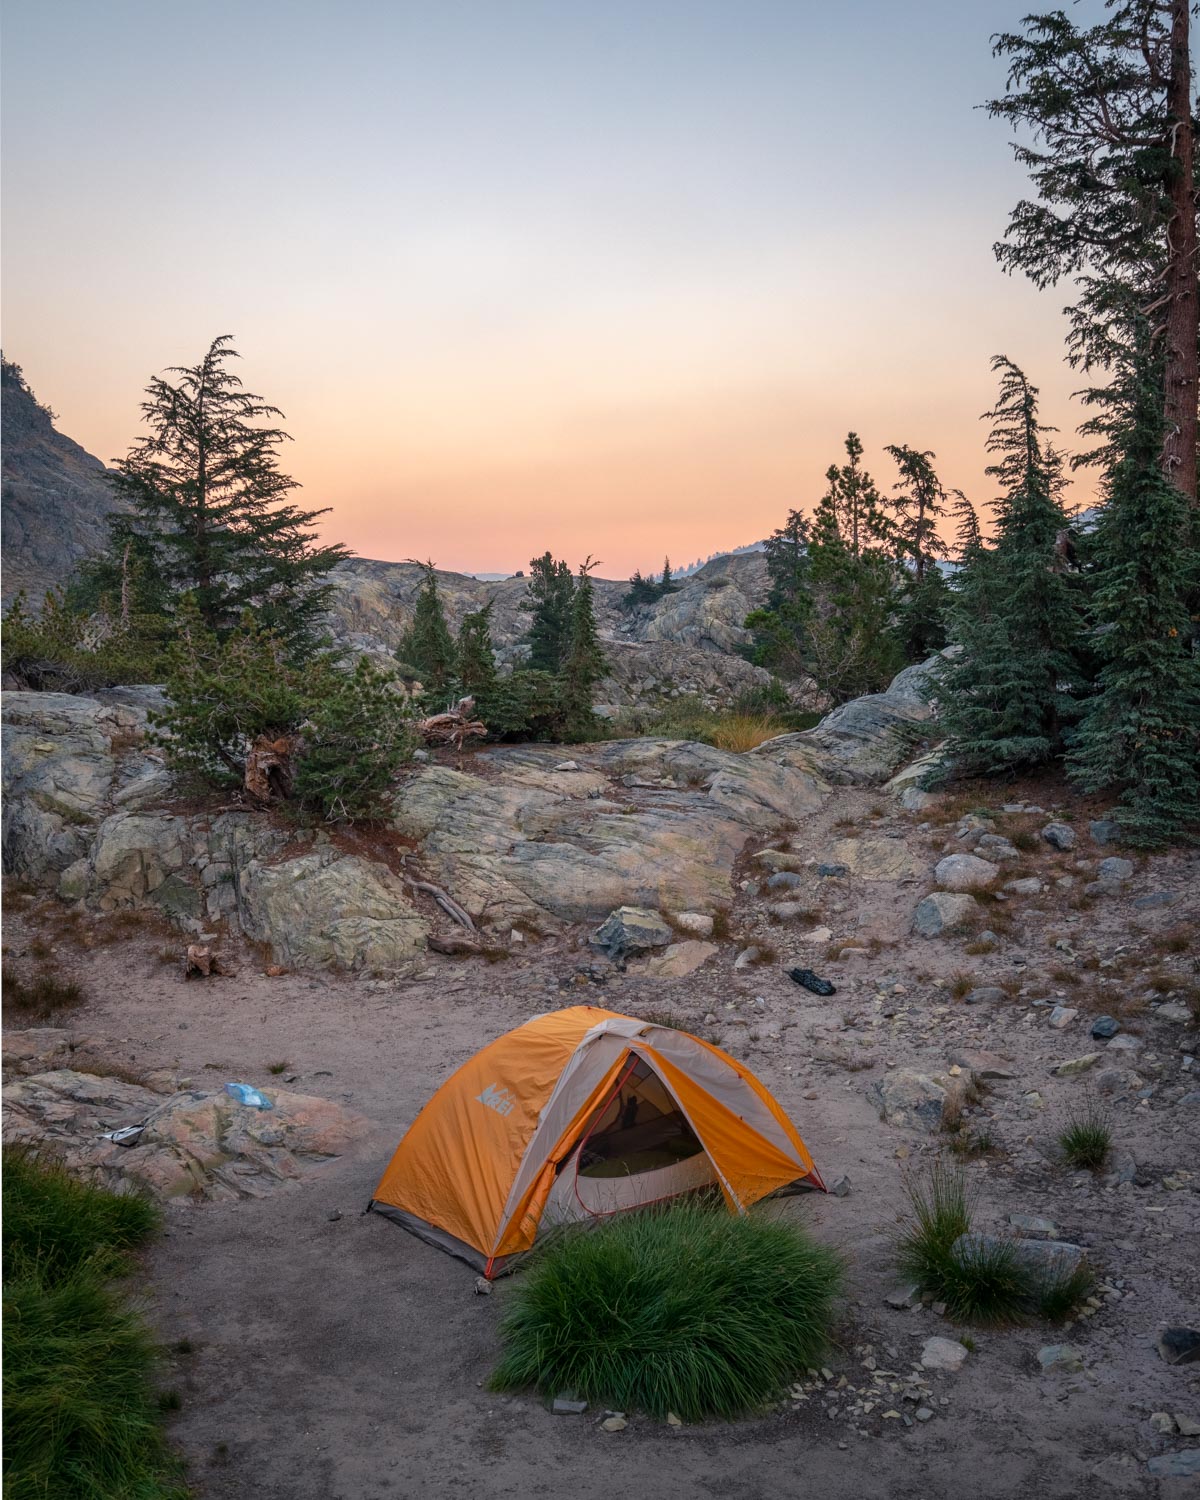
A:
[223, 1082, 273, 1110]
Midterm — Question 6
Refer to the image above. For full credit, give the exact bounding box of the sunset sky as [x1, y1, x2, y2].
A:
[3, 0, 1108, 578]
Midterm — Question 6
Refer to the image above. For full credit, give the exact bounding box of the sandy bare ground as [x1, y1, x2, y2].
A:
[4, 784, 1199, 1499]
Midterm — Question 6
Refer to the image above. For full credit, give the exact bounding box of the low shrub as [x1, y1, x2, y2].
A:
[490, 1199, 843, 1421]
[2, 968, 85, 1021]
[154, 607, 416, 821]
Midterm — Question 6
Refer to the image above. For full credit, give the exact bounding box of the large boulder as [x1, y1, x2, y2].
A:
[752, 654, 945, 786]
[240, 851, 427, 972]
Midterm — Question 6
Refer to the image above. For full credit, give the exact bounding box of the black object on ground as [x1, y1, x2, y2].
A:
[789, 968, 836, 996]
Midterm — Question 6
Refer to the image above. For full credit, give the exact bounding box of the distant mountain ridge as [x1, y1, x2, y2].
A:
[1, 360, 128, 606]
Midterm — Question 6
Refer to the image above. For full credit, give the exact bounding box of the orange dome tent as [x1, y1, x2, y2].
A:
[369, 1005, 825, 1277]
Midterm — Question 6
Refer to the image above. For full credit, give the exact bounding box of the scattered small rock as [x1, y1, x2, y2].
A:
[1050, 1053, 1102, 1077]
[920, 1336, 969, 1372]
[1038, 1344, 1084, 1373]
[1149, 1412, 1177, 1435]
[1041, 822, 1076, 851]
[1008, 1214, 1058, 1239]
[473, 1276, 492, 1296]
[827, 1174, 851, 1198]
[601, 1415, 627, 1433]
[552, 1393, 588, 1415]
[1088, 819, 1121, 846]
[885, 1284, 922, 1310]
[934, 854, 1000, 893]
[1147, 1452, 1200, 1479]
[1091, 1016, 1120, 1040]
[963, 986, 1006, 1007]
[1049, 1006, 1078, 1030]
[912, 892, 978, 938]
[1097, 856, 1134, 885]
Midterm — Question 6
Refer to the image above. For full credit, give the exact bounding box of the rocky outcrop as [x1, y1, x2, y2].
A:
[753, 654, 945, 786]
[596, 638, 816, 713]
[392, 738, 825, 929]
[2, 1034, 366, 1202]
[1, 362, 128, 607]
[1, 691, 154, 880]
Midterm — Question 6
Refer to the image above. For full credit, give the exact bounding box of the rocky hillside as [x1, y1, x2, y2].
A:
[328, 549, 787, 710]
[1, 362, 127, 607]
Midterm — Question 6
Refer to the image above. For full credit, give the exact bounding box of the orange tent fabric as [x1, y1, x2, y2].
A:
[370, 1005, 824, 1276]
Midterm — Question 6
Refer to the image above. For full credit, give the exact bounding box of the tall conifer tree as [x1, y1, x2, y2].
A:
[939, 358, 1086, 773]
[109, 335, 346, 656]
[524, 552, 576, 671]
[398, 563, 456, 696]
[1067, 346, 1200, 844]
[558, 559, 608, 739]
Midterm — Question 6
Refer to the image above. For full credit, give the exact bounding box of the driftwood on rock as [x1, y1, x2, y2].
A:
[418, 697, 487, 753]
[398, 862, 477, 933]
[244, 733, 299, 803]
[184, 945, 232, 978]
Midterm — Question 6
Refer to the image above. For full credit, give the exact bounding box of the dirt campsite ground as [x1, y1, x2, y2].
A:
[4, 782, 1199, 1500]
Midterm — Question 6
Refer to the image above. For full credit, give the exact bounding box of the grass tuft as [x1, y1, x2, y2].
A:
[490, 1199, 843, 1421]
[1037, 1264, 1096, 1324]
[2, 967, 85, 1021]
[1058, 1102, 1112, 1171]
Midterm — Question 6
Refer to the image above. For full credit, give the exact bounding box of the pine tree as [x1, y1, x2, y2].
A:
[988, 2, 1197, 502]
[948, 490, 983, 566]
[524, 552, 576, 671]
[803, 436, 905, 701]
[885, 444, 950, 657]
[822, 432, 893, 558]
[558, 558, 609, 739]
[1067, 346, 1200, 845]
[939, 357, 1086, 774]
[398, 562, 456, 696]
[744, 510, 813, 678]
[622, 568, 659, 610]
[109, 335, 347, 656]
[659, 557, 680, 594]
[456, 602, 499, 713]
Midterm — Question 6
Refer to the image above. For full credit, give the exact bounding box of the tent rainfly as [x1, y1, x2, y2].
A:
[369, 1004, 825, 1277]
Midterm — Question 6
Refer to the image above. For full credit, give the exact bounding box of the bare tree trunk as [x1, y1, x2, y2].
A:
[1163, 0, 1198, 502]
[119, 541, 131, 629]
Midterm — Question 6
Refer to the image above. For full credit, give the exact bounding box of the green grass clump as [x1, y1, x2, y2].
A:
[3, 1150, 160, 1283]
[2, 1149, 185, 1500]
[897, 1162, 1092, 1328]
[1037, 1264, 1096, 1324]
[1059, 1104, 1112, 1171]
[490, 1199, 843, 1421]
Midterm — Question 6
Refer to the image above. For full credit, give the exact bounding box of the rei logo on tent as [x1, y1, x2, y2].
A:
[475, 1083, 515, 1118]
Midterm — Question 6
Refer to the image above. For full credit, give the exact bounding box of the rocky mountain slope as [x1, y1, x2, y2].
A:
[1, 362, 127, 607]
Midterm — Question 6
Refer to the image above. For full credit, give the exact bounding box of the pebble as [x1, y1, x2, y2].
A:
[1049, 1006, 1078, 1029]
[885, 1284, 922, 1310]
[1091, 1015, 1120, 1040]
[601, 1415, 627, 1432]
[1176, 1415, 1200, 1437]
[827, 1175, 852, 1197]
[552, 1394, 588, 1415]
[915, 1407, 934, 1422]
[1149, 1412, 1176, 1434]
[1038, 1345, 1084, 1373]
